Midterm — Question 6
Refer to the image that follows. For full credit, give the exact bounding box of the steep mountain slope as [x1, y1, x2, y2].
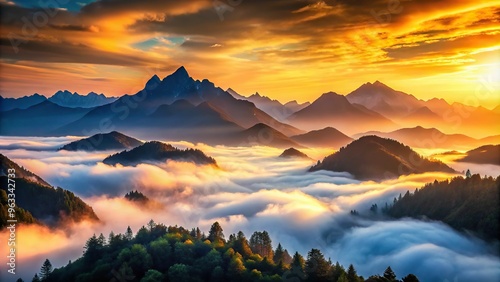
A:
[0, 154, 98, 227]
[103, 141, 217, 167]
[309, 136, 455, 180]
[291, 127, 353, 148]
[49, 90, 117, 108]
[0, 93, 46, 111]
[287, 92, 397, 135]
[59, 131, 143, 151]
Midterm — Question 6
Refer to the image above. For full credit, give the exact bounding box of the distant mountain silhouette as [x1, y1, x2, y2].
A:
[309, 136, 455, 180]
[0, 100, 92, 136]
[420, 99, 500, 138]
[353, 126, 480, 149]
[103, 141, 217, 167]
[48, 90, 117, 108]
[287, 92, 396, 135]
[291, 127, 353, 148]
[279, 148, 310, 159]
[284, 100, 311, 113]
[0, 154, 98, 227]
[355, 126, 500, 149]
[227, 88, 310, 121]
[346, 81, 423, 119]
[233, 123, 302, 148]
[0, 94, 46, 111]
[59, 131, 143, 151]
[456, 144, 500, 165]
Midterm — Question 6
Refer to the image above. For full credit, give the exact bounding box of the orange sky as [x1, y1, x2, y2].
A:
[0, 0, 499, 108]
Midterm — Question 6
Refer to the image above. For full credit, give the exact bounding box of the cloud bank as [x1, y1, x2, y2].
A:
[0, 136, 499, 281]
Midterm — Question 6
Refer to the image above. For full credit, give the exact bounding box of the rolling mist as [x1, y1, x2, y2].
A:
[1, 137, 499, 281]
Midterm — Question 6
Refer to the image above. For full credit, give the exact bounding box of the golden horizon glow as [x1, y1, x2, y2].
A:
[0, 0, 499, 108]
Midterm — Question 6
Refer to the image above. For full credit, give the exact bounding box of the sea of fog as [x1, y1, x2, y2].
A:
[0, 136, 499, 282]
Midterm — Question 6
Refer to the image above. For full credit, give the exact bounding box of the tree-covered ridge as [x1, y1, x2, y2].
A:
[309, 136, 455, 180]
[0, 177, 99, 228]
[456, 144, 500, 165]
[59, 131, 144, 151]
[39, 221, 419, 282]
[0, 153, 99, 228]
[387, 174, 500, 241]
[103, 141, 217, 167]
[0, 153, 50, 186]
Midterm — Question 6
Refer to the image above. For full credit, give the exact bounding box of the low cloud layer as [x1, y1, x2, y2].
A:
[0, 136, 499, 281]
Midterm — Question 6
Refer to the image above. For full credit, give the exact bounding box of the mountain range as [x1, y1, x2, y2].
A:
[354, 126, 500, 149]
[1, 67, 498, 147]
[309, 136, 456, 180]
[227, 88, 310, 121]
[48, 90, 117, 108]
[0, 91, 117, 111]
[0, 93, 47, 111]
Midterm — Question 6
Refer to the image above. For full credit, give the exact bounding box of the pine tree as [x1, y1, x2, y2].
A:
[305, 249, 330, 281]
[383, 266, 397, 281]
[291, 251, 305, 270]
[125, 226, 133, 240]
[98, 233, 106, 246]
[31, 274, 40, 282]
[208, 221, 225, 245]
[147, 219, 156, 231]
[39, 259, 53, 280]
[347, 264, 359, 282]
[273, 243, 285, 264]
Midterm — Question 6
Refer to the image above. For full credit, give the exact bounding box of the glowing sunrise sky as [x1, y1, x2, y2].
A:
[0, 0, 499, 107]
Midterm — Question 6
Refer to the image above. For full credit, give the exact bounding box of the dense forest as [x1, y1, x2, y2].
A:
[26, 221, 420, 282]
[386, 174, 500, 241]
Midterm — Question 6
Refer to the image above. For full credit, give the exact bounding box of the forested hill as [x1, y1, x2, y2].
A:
[34, 221, 420, 282]
[0, 154, 99, 228]
[387, 174, 500, 241]
[309, 136, 455, 181]
[103, 141, 217, 167]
